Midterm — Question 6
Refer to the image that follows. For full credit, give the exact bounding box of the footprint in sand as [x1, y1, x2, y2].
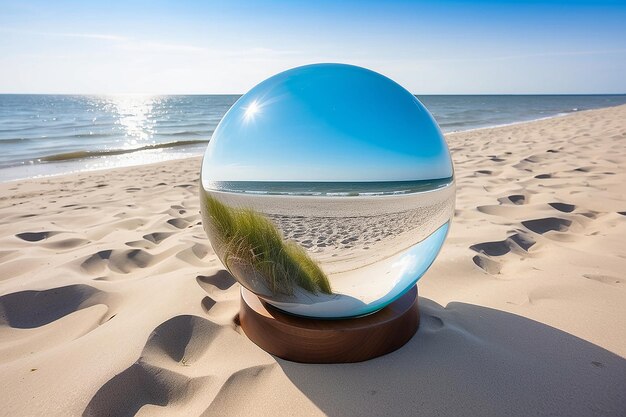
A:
[167, 218, 190, 229]
[202, 296, 217, 312]
[42, 237, 90, 250]
[475, 170, 493, 176]
[15, 231, 59, 242]
[548, 202, 576, 213]
[197, 271, 236, 292]
[534, 173, 553, 179]
[196, 271, 240, 323]
[83, 315, 271, 417]
[15, 230, 91, 250]
[80, 248, 159, 275]
[472, 254, 502, 275]
[83, 351, 211, 417]
[470, 232, 536, 275]
[0, 284, 108, 329]
[126, 232, 176, 249]
[0, 285, 111, 363]
[507, 233, 536, 252]
[142, 232, 175, 244]
[497, 194, 527, 205]
[174, 243, 212, 267]
[470, 241, 511, 257]
[522, 217, 572, 235]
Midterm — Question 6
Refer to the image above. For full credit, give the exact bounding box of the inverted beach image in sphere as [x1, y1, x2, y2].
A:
[200, 63, 455, 318]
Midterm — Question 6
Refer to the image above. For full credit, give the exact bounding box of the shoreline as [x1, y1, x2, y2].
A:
[446, 110, 571, 134]
[2, 102, 624, 184]
[446, 102, 624, 135]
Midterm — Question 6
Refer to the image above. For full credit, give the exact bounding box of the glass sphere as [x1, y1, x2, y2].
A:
[201, 63, 455, 318]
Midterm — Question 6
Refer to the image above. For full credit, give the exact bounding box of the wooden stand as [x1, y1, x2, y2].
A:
[239, 286, 419, 363]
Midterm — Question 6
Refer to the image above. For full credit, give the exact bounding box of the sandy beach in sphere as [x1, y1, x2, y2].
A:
[205, 184, 455, 273]
[0, 105, 625, 415]
[201, 185, 454, 317]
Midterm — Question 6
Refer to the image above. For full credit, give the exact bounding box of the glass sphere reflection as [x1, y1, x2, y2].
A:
[201, 63, 455, 318]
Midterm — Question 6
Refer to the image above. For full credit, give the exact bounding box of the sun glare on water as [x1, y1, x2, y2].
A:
[102, 95, 159, 147]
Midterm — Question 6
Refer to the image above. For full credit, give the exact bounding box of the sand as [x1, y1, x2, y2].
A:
[1, 105, 625, 416]
[207, 184, 454, 266]
[201, 185, 455, 318]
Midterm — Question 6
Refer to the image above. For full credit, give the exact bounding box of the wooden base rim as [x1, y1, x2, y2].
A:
[239, 286, 420, 363]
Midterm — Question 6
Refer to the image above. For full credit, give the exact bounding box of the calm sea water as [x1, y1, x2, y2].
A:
[206, 178, 454, 196]
[1, 94, 625, 182]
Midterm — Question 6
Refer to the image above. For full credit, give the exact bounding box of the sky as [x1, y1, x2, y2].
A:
[202, 64, 454, 183]
[0, 0, 625, 94]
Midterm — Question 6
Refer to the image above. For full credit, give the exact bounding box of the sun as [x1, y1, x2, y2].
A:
[244, 100, 260, 120]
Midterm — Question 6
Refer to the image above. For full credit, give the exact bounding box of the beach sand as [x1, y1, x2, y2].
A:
[1, 105, 625, 416]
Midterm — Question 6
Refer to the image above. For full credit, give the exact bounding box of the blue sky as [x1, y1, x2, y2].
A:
[0, 0, 624, 94]
[202, 64, 455, 183]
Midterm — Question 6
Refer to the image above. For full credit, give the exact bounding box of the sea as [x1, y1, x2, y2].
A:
[1, 94, 625, 182]
[206, 178, 454, 197]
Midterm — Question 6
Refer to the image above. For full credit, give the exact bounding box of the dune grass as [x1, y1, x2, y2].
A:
[201, 190, 331, 296]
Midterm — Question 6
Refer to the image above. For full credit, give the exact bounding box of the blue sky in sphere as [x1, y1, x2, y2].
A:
[202, 64, 454, 183]
[0, 0, 624, 94]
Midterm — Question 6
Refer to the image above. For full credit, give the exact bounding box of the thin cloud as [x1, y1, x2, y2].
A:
[410, 48, 626, 64]
[55, 32, 128, 42]
[483, 48, 626, 61]
[0, 27, 299, 57]
[118, 40, 208, 53]
[0, 28, 128, 42]
[238, 47, 301, 56]
[118, 41, 300, 57]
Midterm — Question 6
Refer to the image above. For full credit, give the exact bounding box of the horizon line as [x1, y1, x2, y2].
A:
[1, 92, 625, 96]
